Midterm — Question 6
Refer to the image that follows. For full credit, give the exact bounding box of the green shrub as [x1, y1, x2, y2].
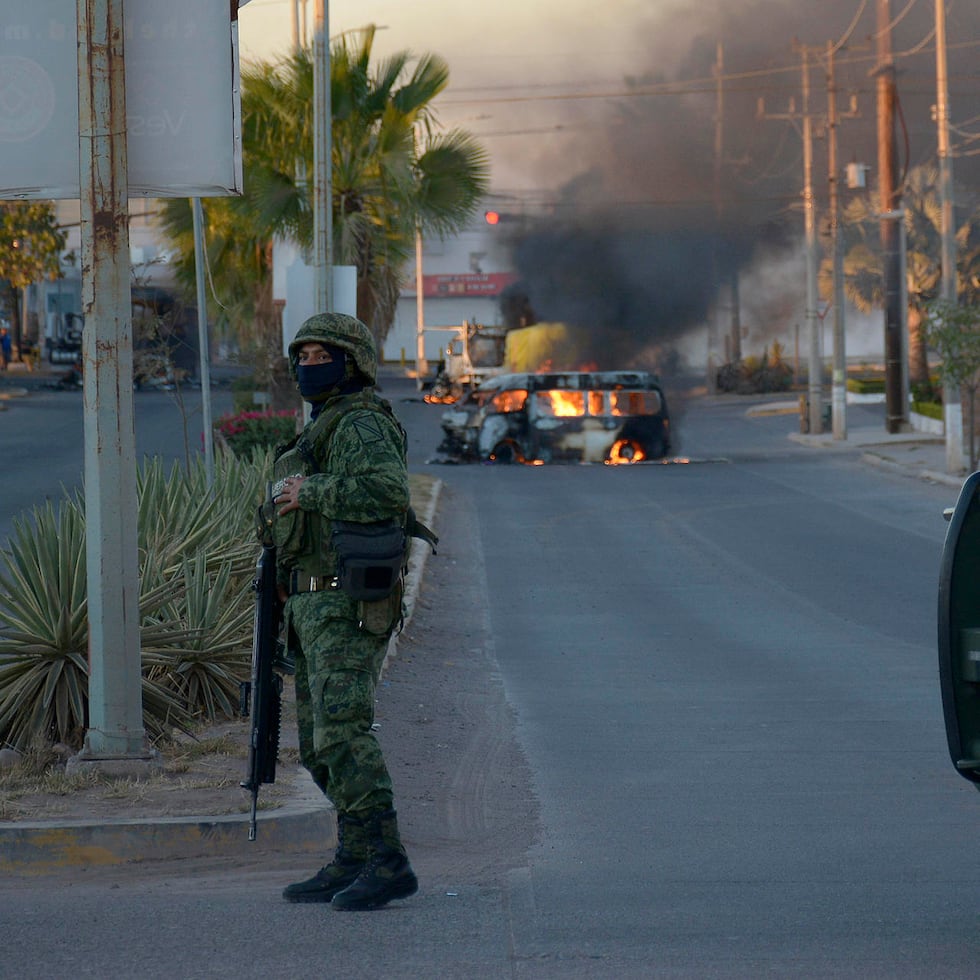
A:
[912, 400, 943, 421]
[846, 377, 885, 394]
[215, 410, 299, 457]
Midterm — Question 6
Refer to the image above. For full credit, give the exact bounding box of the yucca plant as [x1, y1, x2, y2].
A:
[0, 450, 268, 751]
[143, 551, 254, 720]
[137, 455, 258, 578]
[0, 499, 194, 749]
[0, 499, 89, 749]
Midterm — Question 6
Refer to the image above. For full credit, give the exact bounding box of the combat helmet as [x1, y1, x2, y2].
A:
[287, 312, 377, 385]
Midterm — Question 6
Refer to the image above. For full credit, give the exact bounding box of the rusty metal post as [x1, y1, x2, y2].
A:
[72, 0, 153, 768]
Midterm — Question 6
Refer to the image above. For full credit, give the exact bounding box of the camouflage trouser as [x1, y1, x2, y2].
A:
[285, 591, 394, 815]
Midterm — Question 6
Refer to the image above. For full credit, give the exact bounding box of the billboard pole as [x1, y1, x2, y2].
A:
[70, 0, 154, 772]
[193, 198, 215, 489]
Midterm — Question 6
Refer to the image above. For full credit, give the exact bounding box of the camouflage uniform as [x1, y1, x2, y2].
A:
[274, 313, 418, 910]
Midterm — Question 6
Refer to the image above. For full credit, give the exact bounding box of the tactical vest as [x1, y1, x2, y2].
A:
[270, 390, 406, 578]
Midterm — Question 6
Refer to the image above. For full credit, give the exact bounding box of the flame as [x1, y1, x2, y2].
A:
[424, 392, 459, 404]
[539, 390, 585, 417]
[493, 389, 528, 412]
[609, 391, 661, 417]
[604, 439, 647, 465]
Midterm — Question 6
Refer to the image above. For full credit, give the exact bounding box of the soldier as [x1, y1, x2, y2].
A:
[270, 312, 418, 911]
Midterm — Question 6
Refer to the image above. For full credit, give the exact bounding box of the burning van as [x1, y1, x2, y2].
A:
[436, 370, 671, 465]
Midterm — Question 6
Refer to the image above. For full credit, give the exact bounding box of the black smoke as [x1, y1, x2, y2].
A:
[500, 0, 980, 369]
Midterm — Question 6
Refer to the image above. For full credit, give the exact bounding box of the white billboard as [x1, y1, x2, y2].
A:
[0, 0, 243, 199]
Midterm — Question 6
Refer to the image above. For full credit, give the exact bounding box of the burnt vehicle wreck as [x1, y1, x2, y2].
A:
[436, 370, 671, 465]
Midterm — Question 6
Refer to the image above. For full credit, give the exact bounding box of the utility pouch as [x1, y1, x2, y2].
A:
[331, 520, 406, 601]
[357, 576, 405, 636]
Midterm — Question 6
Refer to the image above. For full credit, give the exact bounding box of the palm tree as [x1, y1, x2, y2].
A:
[821, 165, 980, 392]
[159, 27, 489, 355]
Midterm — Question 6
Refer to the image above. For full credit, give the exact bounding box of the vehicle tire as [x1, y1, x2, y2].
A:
[490, 441, 523, 464]
[607, 439, 646, 464]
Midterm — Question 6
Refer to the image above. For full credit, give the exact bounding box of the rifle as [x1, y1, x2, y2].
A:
[240, 535, 284, 841]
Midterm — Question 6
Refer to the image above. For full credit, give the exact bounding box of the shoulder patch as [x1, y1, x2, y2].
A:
[350, 413, 386, 446]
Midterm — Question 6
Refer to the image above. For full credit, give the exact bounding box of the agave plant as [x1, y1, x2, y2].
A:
[0, 499, 89, 749]
[0, 451, 268, 750]
[137, 454, 259, 578]
[143, 551, 254, 721]
[0, 497, 203, 750]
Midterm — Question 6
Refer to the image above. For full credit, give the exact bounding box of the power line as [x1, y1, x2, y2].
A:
[871, 0, 923, 38]
[440, 39, 980, 108]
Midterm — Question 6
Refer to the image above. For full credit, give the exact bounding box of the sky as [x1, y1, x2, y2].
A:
[238, 0, 980, 202]
[237, 0, 696, 194]
[237, 1, 980, 354]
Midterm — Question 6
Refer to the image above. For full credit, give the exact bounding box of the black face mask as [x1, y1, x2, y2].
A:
[296, 351, 346, 401]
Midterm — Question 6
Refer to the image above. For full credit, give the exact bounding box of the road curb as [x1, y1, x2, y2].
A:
[861, 450, 966, 488]
[0, 764, 337, 876]
[0, 806, 335, 877]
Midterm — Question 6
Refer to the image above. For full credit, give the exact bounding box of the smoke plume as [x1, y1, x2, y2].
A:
[502, 0, 980, 370]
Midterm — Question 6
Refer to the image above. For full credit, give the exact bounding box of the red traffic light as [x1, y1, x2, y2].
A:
[484, 210, 501, 225]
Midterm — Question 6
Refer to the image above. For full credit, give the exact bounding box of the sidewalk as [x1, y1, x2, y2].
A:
[793, 426, 965, 489]
[748, 399, 968, 490]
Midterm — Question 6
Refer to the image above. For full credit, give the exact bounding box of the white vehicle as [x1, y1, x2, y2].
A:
[437, 370, 672, 465]
[425, 321, 507, 402]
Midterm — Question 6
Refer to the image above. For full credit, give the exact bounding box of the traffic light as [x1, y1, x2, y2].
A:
[484, 210, 501, 225]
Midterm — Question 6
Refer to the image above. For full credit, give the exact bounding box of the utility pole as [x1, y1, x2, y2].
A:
[800, 46, 821, 435]
[708, 40, 723, 392]
[313, 0, 332, 313]
[875, 0, 907, 433]
[714, 42, 741, 365]
[760, 43, 823, 433]
[71, 0, 154, 772]
[935, 0, 963, 471]
[415, 215, 427, 389]
[827, 41, 845, 439]
[825, 41, 861, 440]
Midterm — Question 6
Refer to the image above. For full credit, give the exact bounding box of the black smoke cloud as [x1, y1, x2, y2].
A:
[503, 0, 980, 366]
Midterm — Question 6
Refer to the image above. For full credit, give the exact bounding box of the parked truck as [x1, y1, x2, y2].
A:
[425, 320, 507, 402]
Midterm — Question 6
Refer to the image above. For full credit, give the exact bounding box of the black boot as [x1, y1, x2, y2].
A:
[331, 809, 418, 911]
[282, 813, 367, 903]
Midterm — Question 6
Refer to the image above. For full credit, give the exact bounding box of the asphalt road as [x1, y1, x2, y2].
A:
[4, 377, 980, 978]
[0, 382, 235, 546]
